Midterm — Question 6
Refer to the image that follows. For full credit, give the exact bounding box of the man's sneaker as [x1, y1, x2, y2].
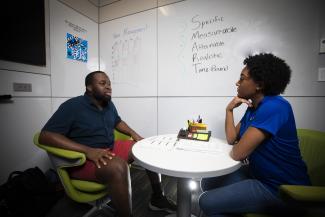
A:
[148, 194, 177, 213]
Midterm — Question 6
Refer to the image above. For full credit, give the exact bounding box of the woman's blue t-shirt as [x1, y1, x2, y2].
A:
[239, 96, 311, 194]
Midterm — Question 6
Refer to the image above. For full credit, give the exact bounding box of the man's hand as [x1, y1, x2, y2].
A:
[226, 96, 252, 112]
[132, 134, 143, 142]
[85, 148, 116, 168]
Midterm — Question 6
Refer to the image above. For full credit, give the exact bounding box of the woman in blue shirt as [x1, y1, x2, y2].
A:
[199, 53, 310, 216]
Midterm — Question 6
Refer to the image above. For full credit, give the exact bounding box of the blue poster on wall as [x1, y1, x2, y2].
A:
[66, 33, 88, 62]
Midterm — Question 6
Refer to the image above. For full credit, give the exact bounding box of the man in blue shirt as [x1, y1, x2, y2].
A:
[40, 71, 176, 217]
[199, 53, 310, 216]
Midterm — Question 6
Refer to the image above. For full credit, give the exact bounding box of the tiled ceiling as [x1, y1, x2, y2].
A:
[88, 0, 121, 7]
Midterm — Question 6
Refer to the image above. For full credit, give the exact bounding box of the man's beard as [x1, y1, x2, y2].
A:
[94, 93, 111, 103]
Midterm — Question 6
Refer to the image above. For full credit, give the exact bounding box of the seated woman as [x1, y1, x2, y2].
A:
[199, 53, 311, 216]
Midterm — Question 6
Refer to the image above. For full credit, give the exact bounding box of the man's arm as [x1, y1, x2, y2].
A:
[115, 121, 143, 142]
[39, 131, 115, 168]
[39, 131, 90, 153]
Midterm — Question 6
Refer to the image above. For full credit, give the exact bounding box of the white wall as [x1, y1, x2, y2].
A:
[50, 0, 99, 97]
[0, 0, 98, 183]
[99, 0, 325, 140]
[1, 0, 324, 184]
[0, 69, 52, 183]
[0, 0, 51, 183]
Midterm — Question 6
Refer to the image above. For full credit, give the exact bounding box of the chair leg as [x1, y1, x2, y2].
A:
[102, 206, 116, 217]
[82, 206, 98, 217]
[82, 204, 116, 217]
[82, 196, 114, 217]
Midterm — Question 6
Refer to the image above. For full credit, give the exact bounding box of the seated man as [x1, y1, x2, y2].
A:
[39, 71, 176, 217]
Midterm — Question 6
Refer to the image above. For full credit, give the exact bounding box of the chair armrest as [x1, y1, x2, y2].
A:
[33, 132, 86, 167]
[114, 129, 132, 141]
[279, 185, 325, 202]
[37, 143, 86, 161]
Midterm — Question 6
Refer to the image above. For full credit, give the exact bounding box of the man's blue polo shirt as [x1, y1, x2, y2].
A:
[239, 96, 310, 194]
[42, 94, 121, 149]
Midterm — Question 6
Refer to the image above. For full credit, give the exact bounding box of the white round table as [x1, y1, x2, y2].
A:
[132, 134, 241, 217]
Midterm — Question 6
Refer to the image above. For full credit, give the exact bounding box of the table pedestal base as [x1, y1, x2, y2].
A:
[165, 178, 197, 217]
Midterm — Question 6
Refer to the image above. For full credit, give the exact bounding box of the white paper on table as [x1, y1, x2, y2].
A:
[175, 139, 223, 154]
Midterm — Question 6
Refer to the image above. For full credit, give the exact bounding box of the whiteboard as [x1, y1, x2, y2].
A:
[50, 0, 99, 97]
[113, 97, 158, 138]
[158, 97, 247, 139]
[158, 0, 324, 96]
[100, 9, 157, 97]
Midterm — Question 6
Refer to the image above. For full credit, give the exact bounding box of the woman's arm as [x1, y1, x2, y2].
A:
[230, 127, 269, 161]
[225, 96, 252, 144]
[225, 109, 241, 145]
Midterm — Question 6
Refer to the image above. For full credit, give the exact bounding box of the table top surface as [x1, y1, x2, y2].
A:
[132, 134, 241, 179]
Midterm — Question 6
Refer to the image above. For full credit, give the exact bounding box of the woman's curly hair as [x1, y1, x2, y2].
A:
[243, 53, 291, 95]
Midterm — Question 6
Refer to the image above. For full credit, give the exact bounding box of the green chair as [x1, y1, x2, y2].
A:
[114, 129, 133, 141]
[244, 129, 325, 217]
[33, 130, 131, 217]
